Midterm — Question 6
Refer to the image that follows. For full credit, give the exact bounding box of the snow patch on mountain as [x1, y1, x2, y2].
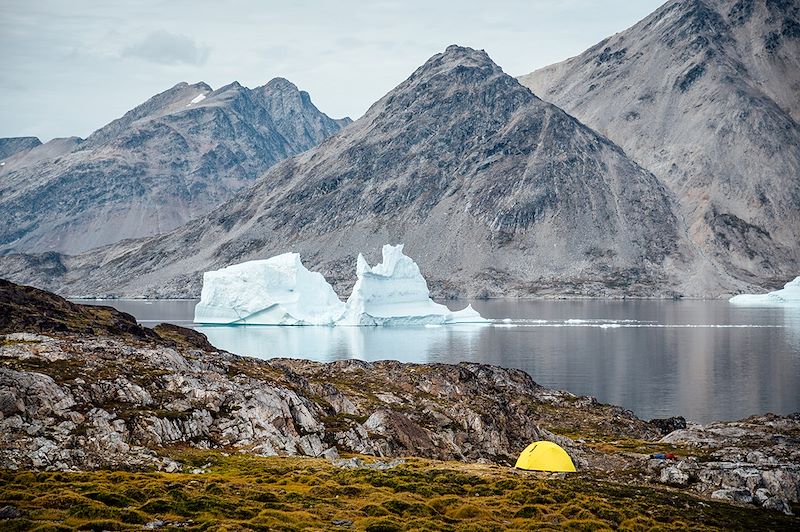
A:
[187, 93, 206, 106]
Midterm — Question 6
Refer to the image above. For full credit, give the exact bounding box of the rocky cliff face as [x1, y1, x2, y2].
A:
[1, 45, 715, 299]
[0, 80, 350, 255]
[0, 137, 41, 161]
[520, 0, 800, 289]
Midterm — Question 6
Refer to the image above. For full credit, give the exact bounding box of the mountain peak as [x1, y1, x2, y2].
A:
[190, 81, 213, 92]
[442, 44, 489, 59]
[264, 77, 299, 92]
[364, 44, 526, 124]
[415, 45, 498, 77]
[212, 81, 246, 95]
[0, 44, 703, 298]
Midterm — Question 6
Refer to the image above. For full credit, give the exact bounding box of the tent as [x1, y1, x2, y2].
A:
[515, 441, 576, 472]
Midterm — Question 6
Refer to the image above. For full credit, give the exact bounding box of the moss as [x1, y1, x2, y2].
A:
[1, 519, 36, 532]
[1, 451, 797, 531]
[364, 518, 404, 532]
[137, 498, 173, 514]
[84, 491, 132, 508]
[514, 505, 548, 518]
[361, 504, 390, 517]
[76, 519, 129, 531]
[30, 525, 75, 532]
[558, 518, 614, 531]
[382, 499, 433, 517]
[320, 412, 370, 432]
[451, 504, 484, 519]
[66, 502, 117, 520]
[0, 337, 41, 346]
[32, 492, 91, 510]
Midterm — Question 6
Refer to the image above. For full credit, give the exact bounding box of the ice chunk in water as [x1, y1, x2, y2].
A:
[194, 244, 488, 326]
[193, 253, 345, 325]
[340, 244, 489, 326]
[729, 276, 800, 307]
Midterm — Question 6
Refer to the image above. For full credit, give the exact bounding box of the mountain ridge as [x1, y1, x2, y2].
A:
[0, 45, 721, 299]
[0, 78, 351, 255]
[0, 137, 42, 161]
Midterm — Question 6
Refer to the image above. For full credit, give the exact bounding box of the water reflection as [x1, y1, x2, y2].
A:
[197, 323, 491, 364]
[75, 298, 800, 424]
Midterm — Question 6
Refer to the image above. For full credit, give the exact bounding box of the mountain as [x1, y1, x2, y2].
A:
[0, 137, 41, 160]
[519, 0, 800, 287]
[0, 45, 716, 299]
[0, 137, 83, 172]
[0, 79, 350, 255]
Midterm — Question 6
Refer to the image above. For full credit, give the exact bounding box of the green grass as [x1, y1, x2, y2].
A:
[1, 450, 797, 531]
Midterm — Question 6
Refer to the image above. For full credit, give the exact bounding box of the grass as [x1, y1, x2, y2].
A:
[1, 450, 797, 531]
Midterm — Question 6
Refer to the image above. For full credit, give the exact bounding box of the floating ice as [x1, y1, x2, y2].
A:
[340, 244, 488, 326]
[194, 244, 488, 326]
[193, 253, 345, 325]
[729, 277, 800, 307]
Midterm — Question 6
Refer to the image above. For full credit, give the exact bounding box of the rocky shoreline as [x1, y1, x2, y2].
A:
[1, 278, 798, 525]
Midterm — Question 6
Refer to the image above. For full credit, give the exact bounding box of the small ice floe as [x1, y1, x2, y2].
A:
[729, 277, 800, 307]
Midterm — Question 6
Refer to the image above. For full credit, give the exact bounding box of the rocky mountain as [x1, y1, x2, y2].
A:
[0, 137, 41, 160]
[519, 0, 800, 288]
[0, 45, 719, 299]
[0, 79, 350, 255]
[0, 137, 83, 173]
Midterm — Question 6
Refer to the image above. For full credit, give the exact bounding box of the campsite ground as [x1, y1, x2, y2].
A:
[2, 449, 798, 531]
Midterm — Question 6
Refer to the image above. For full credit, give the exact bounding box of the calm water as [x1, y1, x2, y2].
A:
[75, 298, 800, 424]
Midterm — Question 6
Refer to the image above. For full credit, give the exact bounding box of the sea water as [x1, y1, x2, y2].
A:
[75, 298, 800, 424]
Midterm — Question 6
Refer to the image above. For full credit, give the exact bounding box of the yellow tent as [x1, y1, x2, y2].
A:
[515, 441, 576, 472]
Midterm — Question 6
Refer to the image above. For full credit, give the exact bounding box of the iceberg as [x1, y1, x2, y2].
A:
[193, 244, 488, 326]
[193, 253, 345, 325]
[339, 244, 489, 326]
[729, 276, 800, 307]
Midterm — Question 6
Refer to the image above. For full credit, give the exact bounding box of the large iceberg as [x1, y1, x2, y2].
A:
[729, 276, 800, 306]
[194, 253, 345, 325]
[340, 244, 488, 326]
[193, 244, 487, 326]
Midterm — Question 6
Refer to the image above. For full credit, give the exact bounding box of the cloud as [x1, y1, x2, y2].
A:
[122, 30, 210, 66]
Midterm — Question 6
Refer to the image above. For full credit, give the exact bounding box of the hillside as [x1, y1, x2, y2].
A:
[520, 0, 800, 288]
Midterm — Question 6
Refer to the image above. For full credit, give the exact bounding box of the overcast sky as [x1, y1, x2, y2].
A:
[0, 0, 665, 141]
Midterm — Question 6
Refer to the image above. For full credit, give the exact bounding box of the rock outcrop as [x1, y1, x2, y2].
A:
[1, 46, 711, 299]
[0, 137, 41, 161]
[1, 330, 653, 471]
[649, 414, 800, 514]
[520, 0, 800, 291]
[0, 79, 350, 255]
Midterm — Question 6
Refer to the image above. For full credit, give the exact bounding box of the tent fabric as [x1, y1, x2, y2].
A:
[515, 440, 576, 472]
